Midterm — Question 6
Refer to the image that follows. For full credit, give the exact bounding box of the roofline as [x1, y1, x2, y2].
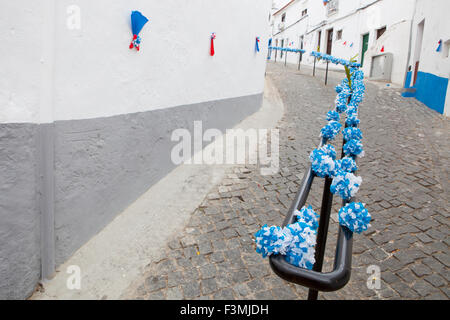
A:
[273, 0, 296, 16]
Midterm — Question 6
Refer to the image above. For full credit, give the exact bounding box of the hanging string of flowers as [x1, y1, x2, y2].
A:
[310, 51, 362, 68]
[338, 202, 371, 234]
[335, 156, 358, 173]
[254, 59, 370, 270]
[269, 46, 306, 54]
[320, 121, 342, 140]
[255, 205, 319, 269]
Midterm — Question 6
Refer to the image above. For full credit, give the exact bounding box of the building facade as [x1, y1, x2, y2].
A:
[270, 0, 449, 116]
[404, 0, 450, 116]
[0, 0, 271, 299]
[271, 0, 416, 85]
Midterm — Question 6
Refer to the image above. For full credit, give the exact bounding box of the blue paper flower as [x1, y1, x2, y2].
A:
[335, 88, 350, 113]
[335, 157, 358, 173]
[338, 202, 371, 234]
[343, 127, 363, 141]
[326, 110, 340, 122]
[321, 121, 342, 140]
[254, 220, 317, 270]
[331, 170, 362, 200]
[310, 147, 337, 178]
[254, 225, 286, 258]
[283, 222, 317, 269]
[295, 205, 319, 231]
[321, 144, 337, 159]
[343, 139, 364, 157]
[346, 114, 360, 127]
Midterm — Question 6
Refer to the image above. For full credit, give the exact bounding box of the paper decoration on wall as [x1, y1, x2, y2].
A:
[255, 37, 260, 52]
[129, 11, 149, 51]
[210, 33, 216, 56]
[381, 46, 385, 52]
[350, 43, 354, 48]
[437, 40, 442, 52]
[343, 41, 347, 46]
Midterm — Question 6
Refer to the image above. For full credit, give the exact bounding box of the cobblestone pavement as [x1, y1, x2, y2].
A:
[129, 62, 449, 300]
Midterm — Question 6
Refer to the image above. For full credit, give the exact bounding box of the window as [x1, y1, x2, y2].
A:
[336, 30, 343, 40]
[302, 9, 308, 16]
[327, 0, 339, 16]
[281, 13, 286, 22]
[377, 26, 387, 39]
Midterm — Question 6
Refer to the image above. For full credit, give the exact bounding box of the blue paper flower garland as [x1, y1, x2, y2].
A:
[343, 127, 363, 141]
[320, 121, 342, 140]
[335, 156, 358, 173]
[330, 170, 362, 200]
[326, 110, 340, 122]
[254, 205, 319, 269]
[295, 205, 320, 230]
[343, 139, 364, 157]
[310, 51, 362, 68]
[310, 145, 337, 178]
[346, 114, 360, 127]
[338, 202, 371, 234]
[255, 61, 371, 271]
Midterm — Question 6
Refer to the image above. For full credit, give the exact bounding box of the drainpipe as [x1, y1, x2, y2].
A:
[39, 0, 56, 281]
[403, 0, 418, 88]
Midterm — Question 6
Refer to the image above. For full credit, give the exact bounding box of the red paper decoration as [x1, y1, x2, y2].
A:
[210, 33, 216, 56]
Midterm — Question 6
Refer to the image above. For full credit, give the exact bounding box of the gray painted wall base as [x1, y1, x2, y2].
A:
[0, 93, 262, 299]
[0, 124, 41, 299]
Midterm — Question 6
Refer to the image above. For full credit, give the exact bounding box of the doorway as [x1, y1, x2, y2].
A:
[326, 29, 333, 55]
[317, 30, 322, 52]
[361, 33, 369, 67]
[413, 20, 425, 85]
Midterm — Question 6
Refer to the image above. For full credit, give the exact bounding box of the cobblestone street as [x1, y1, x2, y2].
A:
[129, 62, 450, 300]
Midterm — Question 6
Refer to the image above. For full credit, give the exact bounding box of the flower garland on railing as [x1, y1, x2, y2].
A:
[326, 110, 340, 122]
[338, 202, 371, 234]
[343, 127, 363, 141]
[310, 146, 337, 178]
[255, 205, 319, 269]
[335, 157, 358, 173]
[320, 121, 342, 140]
[330, 171, 362, 200]
[254, 59, 370, 271]
[310, 51, 362, 68]
[343, 139, 364, 158]
[269, 46, 306, 54]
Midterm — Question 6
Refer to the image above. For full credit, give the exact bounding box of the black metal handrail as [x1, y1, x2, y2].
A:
[269, 99, 358, 300]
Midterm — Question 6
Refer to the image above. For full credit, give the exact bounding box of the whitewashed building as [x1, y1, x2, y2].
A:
[271, 0, 417, 85]
[0, 0, 271, 299]
[403, 0, 450, 116]
[270, 0, 449, 115]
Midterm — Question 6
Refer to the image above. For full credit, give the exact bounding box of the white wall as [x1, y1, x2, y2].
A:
[408, 0, 450, 80]
[0, 0, 271, 124]
[407, 0, 450, 116]
[0, 0, 46, 124]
